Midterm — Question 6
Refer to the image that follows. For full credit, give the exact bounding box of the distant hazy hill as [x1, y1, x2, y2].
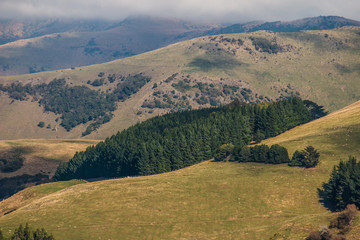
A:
[0, 18, 114, 45]
[205, 16, 360, 35]
[1, 16, 359, 76]
[0, 16, 217, 75]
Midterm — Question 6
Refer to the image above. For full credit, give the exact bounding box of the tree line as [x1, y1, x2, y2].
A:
[54, 98, 314, 181]
[0, 223, 54, 240]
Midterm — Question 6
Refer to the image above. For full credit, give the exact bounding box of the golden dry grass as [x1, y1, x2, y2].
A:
[1, 101, 360, 239]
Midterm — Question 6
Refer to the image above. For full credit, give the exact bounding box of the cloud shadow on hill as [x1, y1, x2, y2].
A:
[188, 55, 245, 72]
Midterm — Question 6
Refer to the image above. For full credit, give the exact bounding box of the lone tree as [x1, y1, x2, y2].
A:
[289, 146, 320, 168]
[302, 146, 320, 168]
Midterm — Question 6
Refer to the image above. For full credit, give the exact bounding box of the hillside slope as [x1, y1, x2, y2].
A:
[1, 101, 360, 239]
[0, 27, 360, 140]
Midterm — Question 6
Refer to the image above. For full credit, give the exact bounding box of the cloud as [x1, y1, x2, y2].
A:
[0, 0, 359, 23]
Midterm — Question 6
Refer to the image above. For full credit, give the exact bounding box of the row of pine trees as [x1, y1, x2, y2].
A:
[54, 98, 313, 180]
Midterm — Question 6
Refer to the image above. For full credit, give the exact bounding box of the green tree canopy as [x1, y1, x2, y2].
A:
[321, 156, 360, 211]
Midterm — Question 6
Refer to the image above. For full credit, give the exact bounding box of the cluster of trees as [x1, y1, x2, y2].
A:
[303, 100, 328, 120]
[215, 144, 290, 164]
[321, 156, 360, 211]
[37, 79, 116, 131]
[0, 223, 54, 240]
[88, 78, 105, 87]
[113, 73, 151, 101]
[249, 37, 282, 54]
[289, 146, 320, 168]
[0, 73, 151, 134]
[54, 98, 314, 180]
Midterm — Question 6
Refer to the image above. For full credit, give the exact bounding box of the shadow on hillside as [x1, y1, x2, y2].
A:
[317, 187, 336, 212]
[189, 55, 244, 72]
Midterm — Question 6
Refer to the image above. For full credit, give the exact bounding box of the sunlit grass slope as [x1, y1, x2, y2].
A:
[1, 101, 360, 239]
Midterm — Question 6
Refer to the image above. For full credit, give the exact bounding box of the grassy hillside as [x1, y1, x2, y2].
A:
[0, 139, 99, 179]
[0, 27, 360, 140]
[1, 101, 360, 239]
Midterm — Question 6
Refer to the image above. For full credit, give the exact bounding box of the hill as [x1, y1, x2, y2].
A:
[0, 18, 114, 45]
[1, 101, 360, 239]
[0, 16, 217, 76]
[0, 27, 360, 140]
[205, 16, 360, 35]
[1, 16, 359, 76]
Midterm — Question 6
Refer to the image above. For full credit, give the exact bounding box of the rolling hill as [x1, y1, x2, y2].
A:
[205, 15, 360, 35]
[1, 16, 359, 76]
[0, 27, 359, 140]
[1, 100, 360, 239]
[0, 16, 217, 76]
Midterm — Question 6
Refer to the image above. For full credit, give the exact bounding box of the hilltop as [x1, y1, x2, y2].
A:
[0, 27, 359, 140]
[206, 16, 360, 35]
[1, 100, 360, 239]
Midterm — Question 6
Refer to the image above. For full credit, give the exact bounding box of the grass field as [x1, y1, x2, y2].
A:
[1, 101, 360, 239]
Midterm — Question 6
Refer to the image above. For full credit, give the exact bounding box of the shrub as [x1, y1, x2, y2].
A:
[330, 204, 357, 230]
[307, 226, 332, 240]
[37, 121, 45, 128]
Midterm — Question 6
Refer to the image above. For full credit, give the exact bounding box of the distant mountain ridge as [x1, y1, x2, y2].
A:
[0, 16, 217, 76]
[0, 18, 115, 45]
[204, 16, 360, 35]
[0, 15, 359, 76]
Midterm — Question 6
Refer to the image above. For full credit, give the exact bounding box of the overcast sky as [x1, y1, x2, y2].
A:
[0, 0, 359, 23]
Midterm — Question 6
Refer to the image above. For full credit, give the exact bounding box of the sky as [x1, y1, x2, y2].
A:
[0, 0, 359, 23]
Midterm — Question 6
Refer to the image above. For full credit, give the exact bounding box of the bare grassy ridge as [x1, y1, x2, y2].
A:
[0, 27, 360, 140]
[1, 101, 360, 239]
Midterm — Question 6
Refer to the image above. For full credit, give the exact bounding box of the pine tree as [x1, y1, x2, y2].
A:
[322, 156, 360, 211]
[302, 146, 320, 168]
